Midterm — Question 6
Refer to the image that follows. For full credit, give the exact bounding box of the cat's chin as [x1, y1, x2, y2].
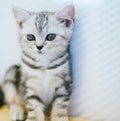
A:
[38, 51, 42, 54]
[36, 50, 44, 55]
[33, 49, 43, 54]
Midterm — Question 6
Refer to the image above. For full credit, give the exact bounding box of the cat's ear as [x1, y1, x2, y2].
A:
[12, 6, 31, 28]
[55, 5, 75, 27]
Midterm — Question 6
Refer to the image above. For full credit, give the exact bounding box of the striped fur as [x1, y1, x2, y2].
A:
[2, 5, 75, 121]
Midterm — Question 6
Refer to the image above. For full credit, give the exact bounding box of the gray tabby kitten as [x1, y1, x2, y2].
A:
[2, 5, 75, 121]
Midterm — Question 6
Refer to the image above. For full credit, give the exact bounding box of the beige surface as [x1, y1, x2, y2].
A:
[0, 105, 90, 121]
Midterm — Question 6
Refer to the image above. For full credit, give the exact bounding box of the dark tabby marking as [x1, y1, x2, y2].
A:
[26, 95, 44, 104]
[50, 52, 67, 64]
[64, 81, 72, 95]
[60, 104, 68, 109]
[35, 12, 49, 33]
[23, 52, 35, 61]
[22, 58, 41, 69]
[14, 65, 21, 88]
[63, 97, 69, 102]
[0, 86, 4, 106]
[54, 94, 69, 102]
[48, 55, 69, 69]
[4, 65, 21, 90]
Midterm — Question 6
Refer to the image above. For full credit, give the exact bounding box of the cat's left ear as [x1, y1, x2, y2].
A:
[55, 5, 75, 27]
[12, 6, 31, 28]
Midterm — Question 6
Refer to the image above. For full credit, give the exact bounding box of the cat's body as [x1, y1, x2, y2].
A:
[2, 5, 75, 121]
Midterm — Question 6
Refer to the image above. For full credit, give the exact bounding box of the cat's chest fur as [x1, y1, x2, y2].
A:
[21, 62, 69, 105]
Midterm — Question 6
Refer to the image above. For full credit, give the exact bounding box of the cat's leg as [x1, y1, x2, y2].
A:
[2, 65, 26, 121]
[25, 79, 45, 121]
[51, 86, 70, 121]
[9, 103, 26, 121]
[25, 95, 45, 121]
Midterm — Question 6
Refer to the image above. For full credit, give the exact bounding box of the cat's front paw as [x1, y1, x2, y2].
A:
[9, 104, 26, 121]
[51, 116, 69, 121]
[25, 119, 33, 121]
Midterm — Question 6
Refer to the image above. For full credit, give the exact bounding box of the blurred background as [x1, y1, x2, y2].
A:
[0, 0, 120, 121]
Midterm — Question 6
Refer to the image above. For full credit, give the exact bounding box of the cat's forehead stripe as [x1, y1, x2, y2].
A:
[35, 12, 49, 33]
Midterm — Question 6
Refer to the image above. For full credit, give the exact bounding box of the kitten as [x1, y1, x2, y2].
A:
[2, 5, 75, 121]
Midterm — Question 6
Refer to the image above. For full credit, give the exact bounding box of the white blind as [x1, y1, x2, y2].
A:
[69, 0, 120, 121]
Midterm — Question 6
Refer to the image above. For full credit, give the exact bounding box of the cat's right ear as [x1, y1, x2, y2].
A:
[55, 5, 75, 27]
[12, 6, 31, 28]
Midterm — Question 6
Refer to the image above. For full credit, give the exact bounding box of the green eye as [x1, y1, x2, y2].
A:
[27, 34, 36, 41]
[46, 34, 56, 41]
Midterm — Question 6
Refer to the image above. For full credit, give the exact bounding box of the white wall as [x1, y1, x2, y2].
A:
[0, 0, 120, 121]
[69, 0, 120, 121]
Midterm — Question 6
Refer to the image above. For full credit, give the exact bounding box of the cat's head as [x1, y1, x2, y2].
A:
[12, 5, 75, 60]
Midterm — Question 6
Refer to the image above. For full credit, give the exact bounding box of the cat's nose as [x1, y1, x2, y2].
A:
[36, 45, 43, 50]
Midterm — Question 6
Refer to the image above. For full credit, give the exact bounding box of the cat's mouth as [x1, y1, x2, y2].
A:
[32, 48, 44, 54]
[37, 50, 44, 54]
[38, 51, 42, 54]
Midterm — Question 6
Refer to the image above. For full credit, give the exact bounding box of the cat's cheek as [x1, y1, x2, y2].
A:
[32, 48, 38, 53]
[32, 48, 42, 54]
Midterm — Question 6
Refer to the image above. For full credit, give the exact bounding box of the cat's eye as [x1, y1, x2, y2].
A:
[46, 34, 56, 41]
[27, 34, 36, 41]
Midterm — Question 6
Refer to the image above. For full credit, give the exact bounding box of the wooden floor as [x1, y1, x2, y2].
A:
[0, 105, 90, 121]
